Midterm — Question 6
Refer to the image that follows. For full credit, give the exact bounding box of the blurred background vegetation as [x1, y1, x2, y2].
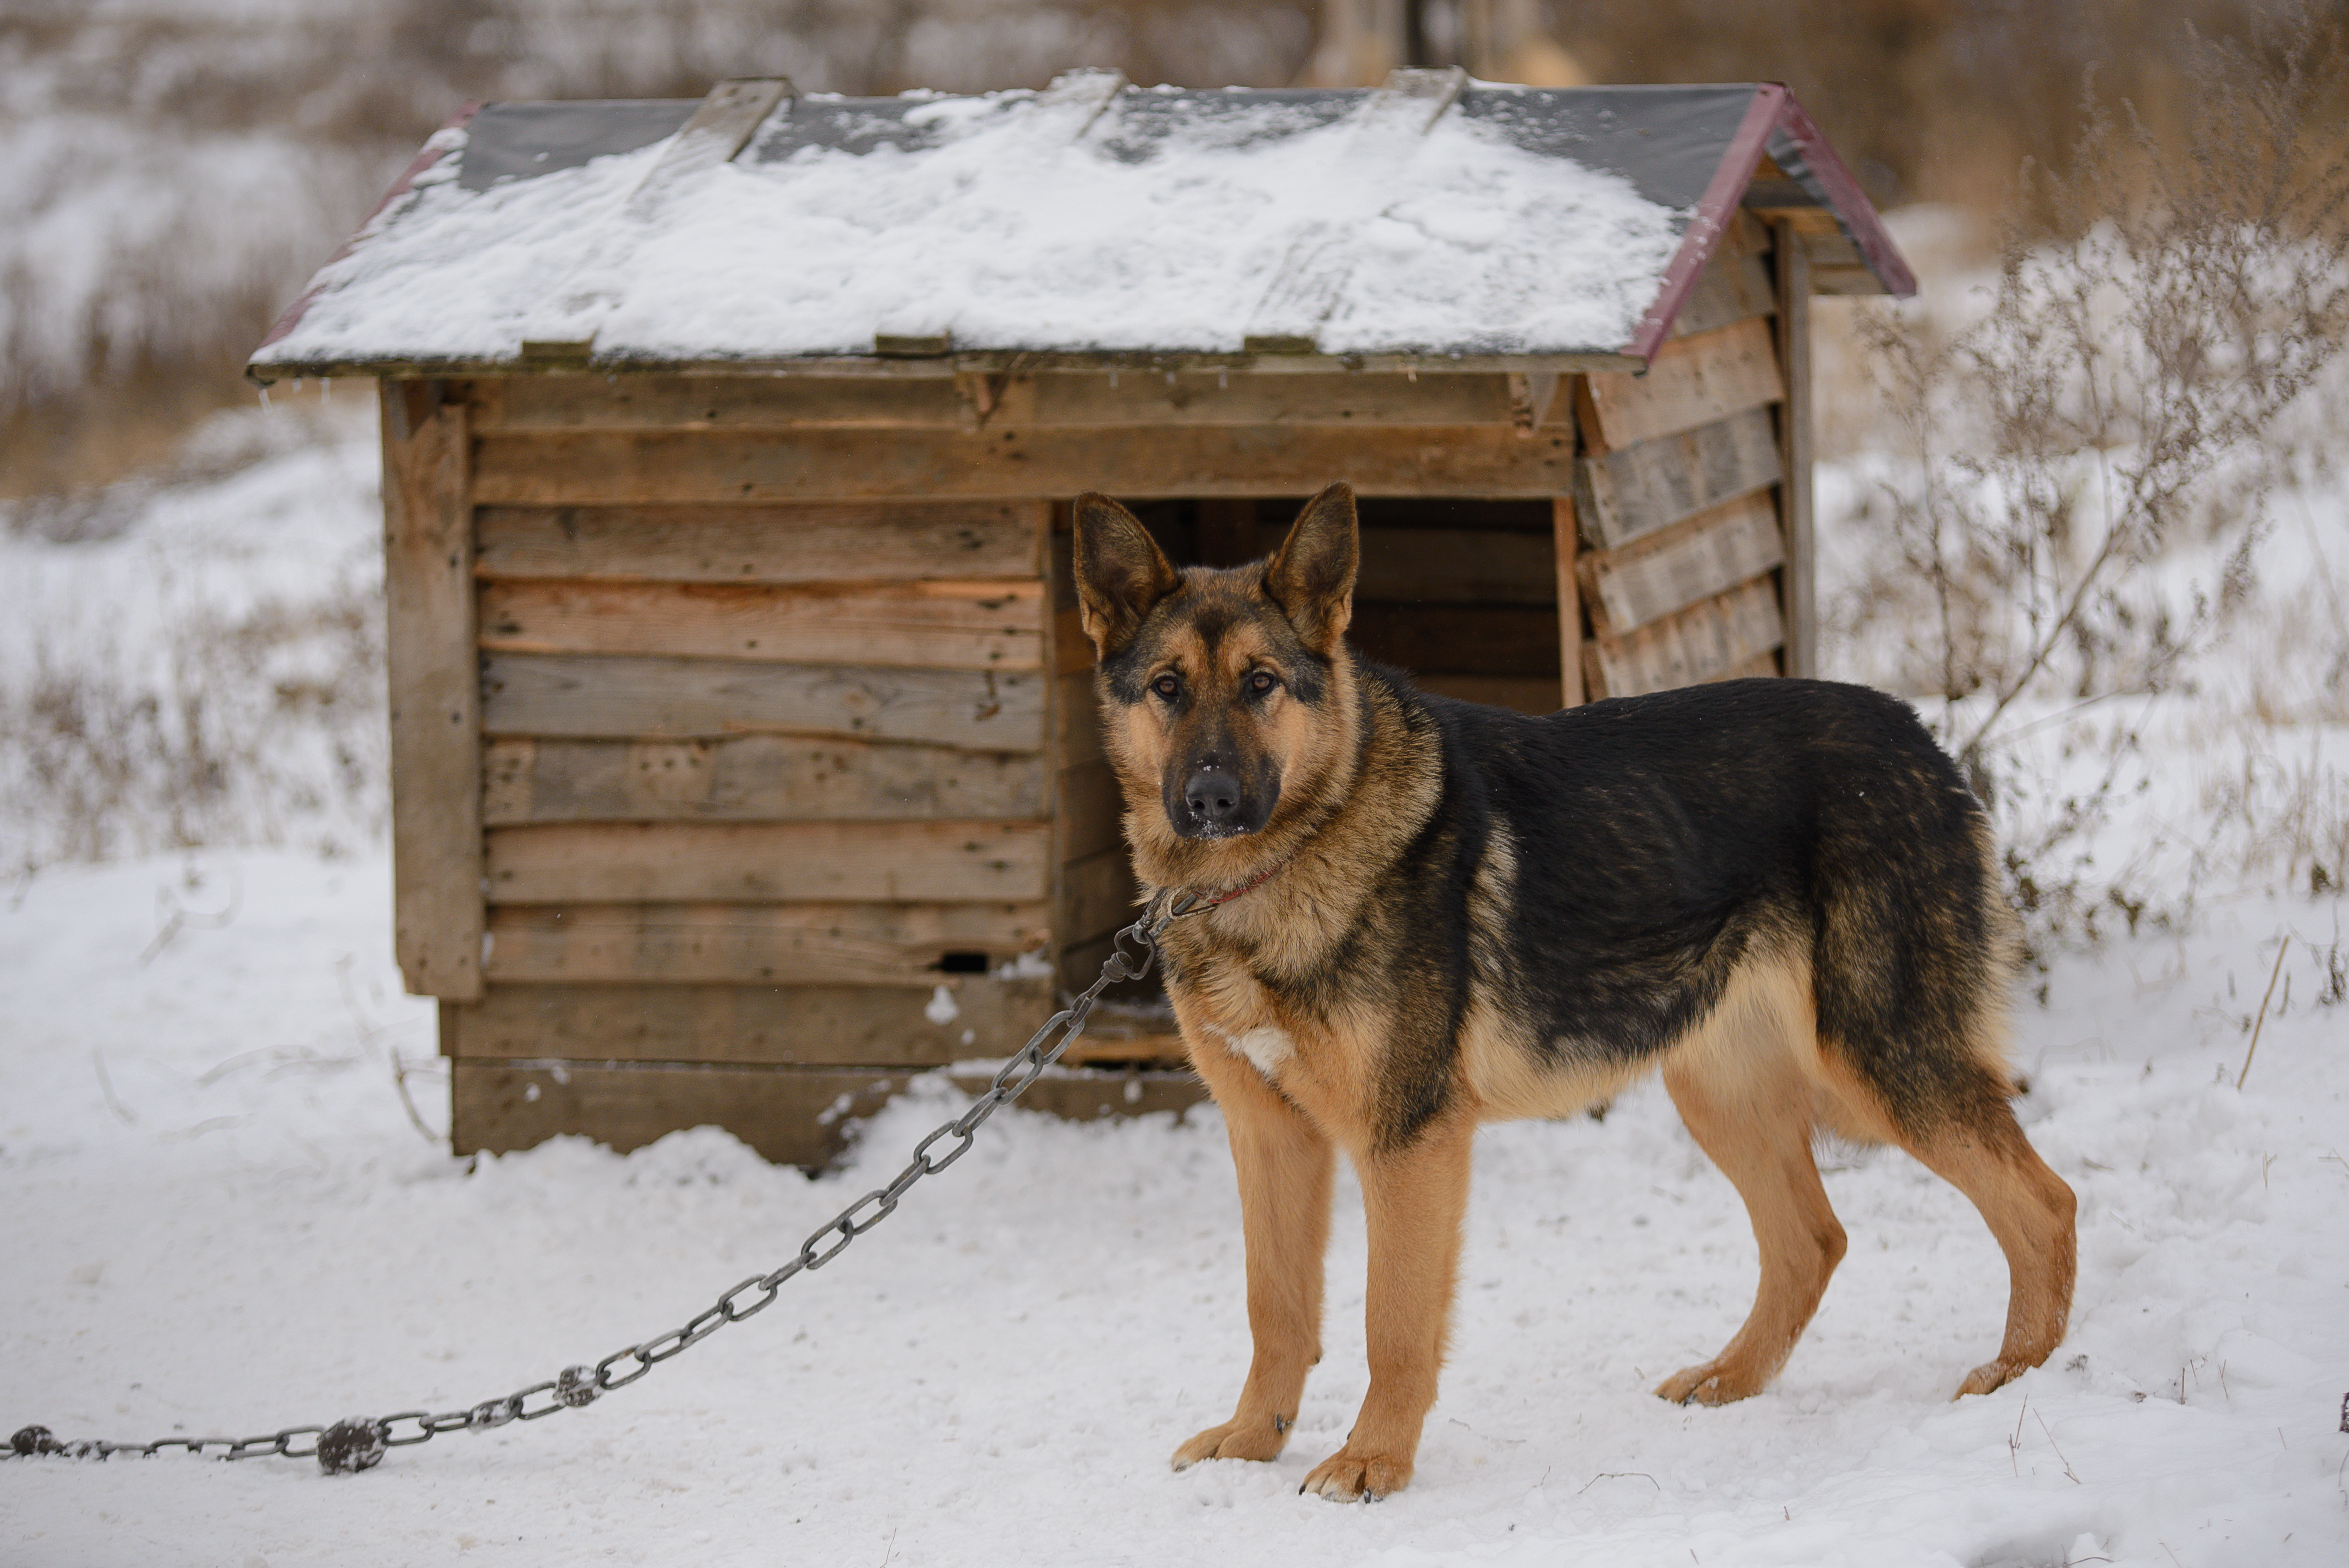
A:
[3, 1, 2343, 933]
[3, 0, 2339, 497]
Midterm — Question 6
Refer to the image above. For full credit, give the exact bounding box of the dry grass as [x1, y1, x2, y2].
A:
[1824, 3, 2349, 943]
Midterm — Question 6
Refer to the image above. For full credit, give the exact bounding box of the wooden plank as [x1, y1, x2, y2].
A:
[1573, 406, 1783, 551]
[1057, 760, 1124, 864]
[482, 902, 1051, 986]
[450, 1060, 1205, 1167]
[1576, 491, 1784, 637]
[1024, 371, 1513, 428]
[478, 578, 1047, 672]
[1055, 670, 1106, 768]
[485, 820, 1053, 903]
[481, 652, 1046, 750]
[473, 501, 1046, 584]
[1579, 317, 1785, 455]
[1669, 248, 1776, 341]
[1582, 576, 1784, 699]
[1349, 602, 1560, 677]
[469, 425, 1577, 504]
[469, 375, 967, 431]
[1060, 847, 1141, 945]
[451, 979, 1056, 1066]
[1554, 496, 1583, 708]
[1711, 651, 1783, 682]
[1775, 219, 1818, 679]
[625, 77, 789, 217]
[480, 735, 1047, 825]
[1413, 674, 1564, 714]
[451, 1060, 905, 1166]
[381, 381, 485, 1001]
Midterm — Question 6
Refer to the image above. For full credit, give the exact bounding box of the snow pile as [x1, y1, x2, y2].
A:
[256, 87, 1688, 368]
[1, 850, 2344, 1566]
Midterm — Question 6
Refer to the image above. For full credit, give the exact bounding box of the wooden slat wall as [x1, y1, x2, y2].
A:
[1569, 221, 1809, 699]
[472, 481, 1059, 1016]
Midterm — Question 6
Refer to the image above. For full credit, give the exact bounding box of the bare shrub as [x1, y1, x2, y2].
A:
[0, 582, 387, 876]
[1846, 6, 2349, 943]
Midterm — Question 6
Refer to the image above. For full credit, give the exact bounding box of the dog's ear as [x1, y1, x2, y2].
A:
[1265, 481, 1357, 652]
[1073, 492, 1180, 660]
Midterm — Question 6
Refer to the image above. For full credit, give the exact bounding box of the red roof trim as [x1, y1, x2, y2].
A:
[250, 102, 483, 369]
[1768, 94, 1917, 297]
[1623, 83, 1784, 363]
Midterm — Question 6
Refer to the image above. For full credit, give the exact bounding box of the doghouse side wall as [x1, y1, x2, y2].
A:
[1566, 214, 1812, 697]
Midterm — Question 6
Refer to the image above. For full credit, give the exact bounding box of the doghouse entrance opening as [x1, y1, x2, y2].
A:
[1121, 495, 1566, 715]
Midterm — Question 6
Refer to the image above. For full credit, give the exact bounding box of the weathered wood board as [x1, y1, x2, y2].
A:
[1553, 495, 1584, 708]
[1670, 249, 1776, 341]
[481, 734, 1047, 825]
[1059, 847, 1141, 945]
[478, 579, 1047, 672]
[448, 979, 1057, 1065]
[1054, 670, 1106, 768]
[1021, 371, 1515, 428]
[1573, 406, 1783, 551]
[1579, 318, 1785, 455]
[481, 653, 1047, 750]
[1577, 491, 1785, 637]
[1055, 760, 1124, 865]
[1775, 219, 1818, 679]
[450, 1059, 1205, 1167]
[381, 382, 485, 1000]
[469, 376, 968, 431]
[482, 901, 1051, 985]
[474, 501, 1046, 583]
[471, 425, 1577, 504]
[1583, 576, 1785, 699]
[484, 820, 1053, 903]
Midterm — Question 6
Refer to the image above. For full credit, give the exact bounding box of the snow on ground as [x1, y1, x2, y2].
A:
[1, 847, 2344, 1567]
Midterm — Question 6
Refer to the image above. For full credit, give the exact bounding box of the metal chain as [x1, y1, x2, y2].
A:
[8, 893, 1192, 1474]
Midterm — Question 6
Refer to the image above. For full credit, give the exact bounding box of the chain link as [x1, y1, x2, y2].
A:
[7, 894, 1188, 1474]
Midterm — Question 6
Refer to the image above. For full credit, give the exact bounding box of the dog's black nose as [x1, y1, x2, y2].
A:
[1184, 767, 1244, 827]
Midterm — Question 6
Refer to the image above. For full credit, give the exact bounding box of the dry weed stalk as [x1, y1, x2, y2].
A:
[1855, 6, 2349, 940]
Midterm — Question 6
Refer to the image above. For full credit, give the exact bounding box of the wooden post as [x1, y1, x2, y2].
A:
[1553, 495, 1583, 708]
[1772, 220, 1816, 679]
[381, 379, 485, 1003]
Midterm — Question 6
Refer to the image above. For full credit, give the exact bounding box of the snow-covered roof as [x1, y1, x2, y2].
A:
[250, 73, 1911, 381]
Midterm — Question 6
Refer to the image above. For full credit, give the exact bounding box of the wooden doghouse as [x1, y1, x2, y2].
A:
[250, 71, 1912, 1166]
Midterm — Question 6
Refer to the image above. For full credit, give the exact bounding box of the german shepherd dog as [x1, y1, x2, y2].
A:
[1072, 483, 2077, 1502]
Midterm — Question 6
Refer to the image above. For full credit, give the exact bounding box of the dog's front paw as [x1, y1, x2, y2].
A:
[1654, 1359, 1766, 1406]
[1298, 1444, 1412, 1501]
[1171, 1414, 1289, 1470]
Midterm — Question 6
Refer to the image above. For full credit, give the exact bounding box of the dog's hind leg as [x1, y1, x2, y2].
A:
[1884, 1086, 2077, 1397]
[1298, 1113, 1476, 1501]
[1172, 1068, 1334, 1471]
[1655, 999, 1848, 1406]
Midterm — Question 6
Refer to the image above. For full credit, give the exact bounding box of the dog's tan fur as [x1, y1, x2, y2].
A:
[1074, 484, 2077, 1500]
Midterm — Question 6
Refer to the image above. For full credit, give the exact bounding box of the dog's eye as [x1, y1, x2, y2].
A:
[1248, 670, 1278, 695]
[1151, 673, 1181, 701]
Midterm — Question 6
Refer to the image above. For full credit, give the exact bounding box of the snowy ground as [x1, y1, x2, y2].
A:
[2, 847, 2345, 1567]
